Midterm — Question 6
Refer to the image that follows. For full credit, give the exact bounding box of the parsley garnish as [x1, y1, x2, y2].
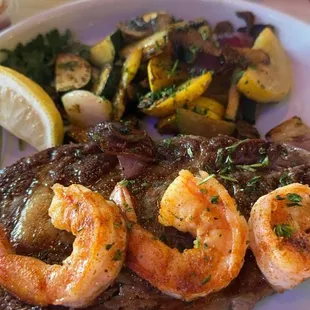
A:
[0, 29, 89, 88]
[106, 243, 114, 250]
[112, 249, 123, 261]
[193, 238, 201, 249]
[276, 195, 285, 200]
[279, 172, 293, 187]
[219, 175, 238, 182]
[246, 176, 261, 188]
[198, 174, 215, 185]
[201, 275, 211, 285]
[211, 195, 219, 204]
[119, 179, 129, 187]
[274, 224, 295, 238]
[286, 193, 302, 207]
[168, 59, 179, 77]
[187, 146, 194, 158]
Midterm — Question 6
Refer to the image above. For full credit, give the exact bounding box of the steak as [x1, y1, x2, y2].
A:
[1, 133, 310, 310]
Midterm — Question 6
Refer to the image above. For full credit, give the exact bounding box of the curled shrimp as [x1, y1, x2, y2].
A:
[249, 183, 310, 291]
[111, 169, 248, 301]
[0, 184, 127, 307]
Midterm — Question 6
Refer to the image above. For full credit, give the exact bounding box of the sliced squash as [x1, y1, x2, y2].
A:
[237, 28, 292, 103]
[225, 84, 240, 121]
[92, 64, 122, 100]
[62, 90, 112, 128]
[147, 53, 187, 92]
[120, 30, 168, 61]
[156, 114, 178, 134]
[122, 48, 143, 87]
[139, 72, 212, 118]
[55, 53, 91, 92]
[89, 30, 124, 67]
[188, 97, 225, 120]
[176, 108, 236, 138]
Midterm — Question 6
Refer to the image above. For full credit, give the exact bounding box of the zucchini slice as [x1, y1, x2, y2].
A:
[139, 72, 212, 118]
[111, 48, 143, 121]
[92, 64, 122, 100]
[120, 30, 168, 61]
[89, 30, 124, 67]
[112, 87, 126, 121]
[176, 108, 236, 138]
[62, 90, 112, 128]
[225, 84, 240, 121]
[55, 53, 92, 92]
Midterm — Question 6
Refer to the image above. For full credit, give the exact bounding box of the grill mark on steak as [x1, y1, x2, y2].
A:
[1, 135, 310, 309]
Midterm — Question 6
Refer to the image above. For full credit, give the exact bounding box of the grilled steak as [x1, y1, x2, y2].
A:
[1, 132, 310, 310]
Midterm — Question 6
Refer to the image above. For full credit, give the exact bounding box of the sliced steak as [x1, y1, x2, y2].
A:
[1, 134, 310, 310]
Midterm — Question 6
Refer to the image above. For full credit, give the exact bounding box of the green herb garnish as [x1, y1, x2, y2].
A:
[211, 195, 219, 204]
[0, 29, 89, 88]
[246, 176, 261, 188]
[276, 195, 285, 200]
[198, 174, 215, 185]
[193, 238, 201, 249]
[274, 224, 295, 238]
[219, 175, 238, 182]
[279, 172, 293, 187]
[112, 249, 123, 261]
[106, 243, 114, 250]
[119, 179, 129, 187]
[187, 146, 194, 158]
[286, 193, 302, 207]
[168, 59, 179, 77]
[201, 275, 211, 285]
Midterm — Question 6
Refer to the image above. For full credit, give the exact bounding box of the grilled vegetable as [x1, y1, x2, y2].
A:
[118, 12, 173, 41]
[55, 53, 91, 92]
[112, 48, 142, 121]
[266, 116, 310, 151]
[225, 84, 240, 121]
[156, 114, 178, 134]
[122, 48, 143, 87]
[92, 64, 122, 100]
[188, 97, 225, 120]
[120, 30, 168, 61]
[147, 53, 186, 92]
[237, 27, 292, 102]
[176, 108, 236, 138]
[112, 87, 126, 121]
[89, 30, 123, 67]
[62, 90, 112, 128]
[139, 71, 212, 118]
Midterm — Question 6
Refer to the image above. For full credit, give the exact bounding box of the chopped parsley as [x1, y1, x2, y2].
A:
[106, 243, 114, 250]
[246, 176, 261, 188]
[193, 238, 201, 249]
[112, 249, 123, 261]
[286, 193, 302, 207]
[279, 172, 293, 187]
[126, 222, 134, 231]
[187, 146, 194, 158]
[274, 224, 295, 238]
[198, 174, 215, 185]
[168, 59, 179, 77]
[219, 175, 238, 182]
[276, 195, 285, 200]
[201, 275, 211, 285]
[119, 179, 129, 187]
[210, 195, 219, 204]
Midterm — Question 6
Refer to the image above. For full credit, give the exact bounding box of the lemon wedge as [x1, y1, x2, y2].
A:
[0, 66, 64, 150]
[237, 28, 292, 103]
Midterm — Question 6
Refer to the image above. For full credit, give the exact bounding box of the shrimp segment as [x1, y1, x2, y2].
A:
[249, 183, 310, 291]
[111, 170, 248, 301]
[0, 184, 127, 307]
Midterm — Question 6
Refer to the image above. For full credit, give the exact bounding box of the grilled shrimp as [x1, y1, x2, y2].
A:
[0, 184, 127, 307]
[249, 183, 310, 291]
[111, 169, 248, 301]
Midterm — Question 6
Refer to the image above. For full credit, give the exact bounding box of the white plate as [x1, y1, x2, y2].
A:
[0, 0, 310, 308]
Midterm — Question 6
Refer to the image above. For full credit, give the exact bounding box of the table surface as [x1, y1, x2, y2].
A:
[6, 0, 310, 25]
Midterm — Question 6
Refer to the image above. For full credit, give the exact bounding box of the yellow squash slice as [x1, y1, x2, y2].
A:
[141, 72, 212, 118]
[237, 28, 292, 103]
